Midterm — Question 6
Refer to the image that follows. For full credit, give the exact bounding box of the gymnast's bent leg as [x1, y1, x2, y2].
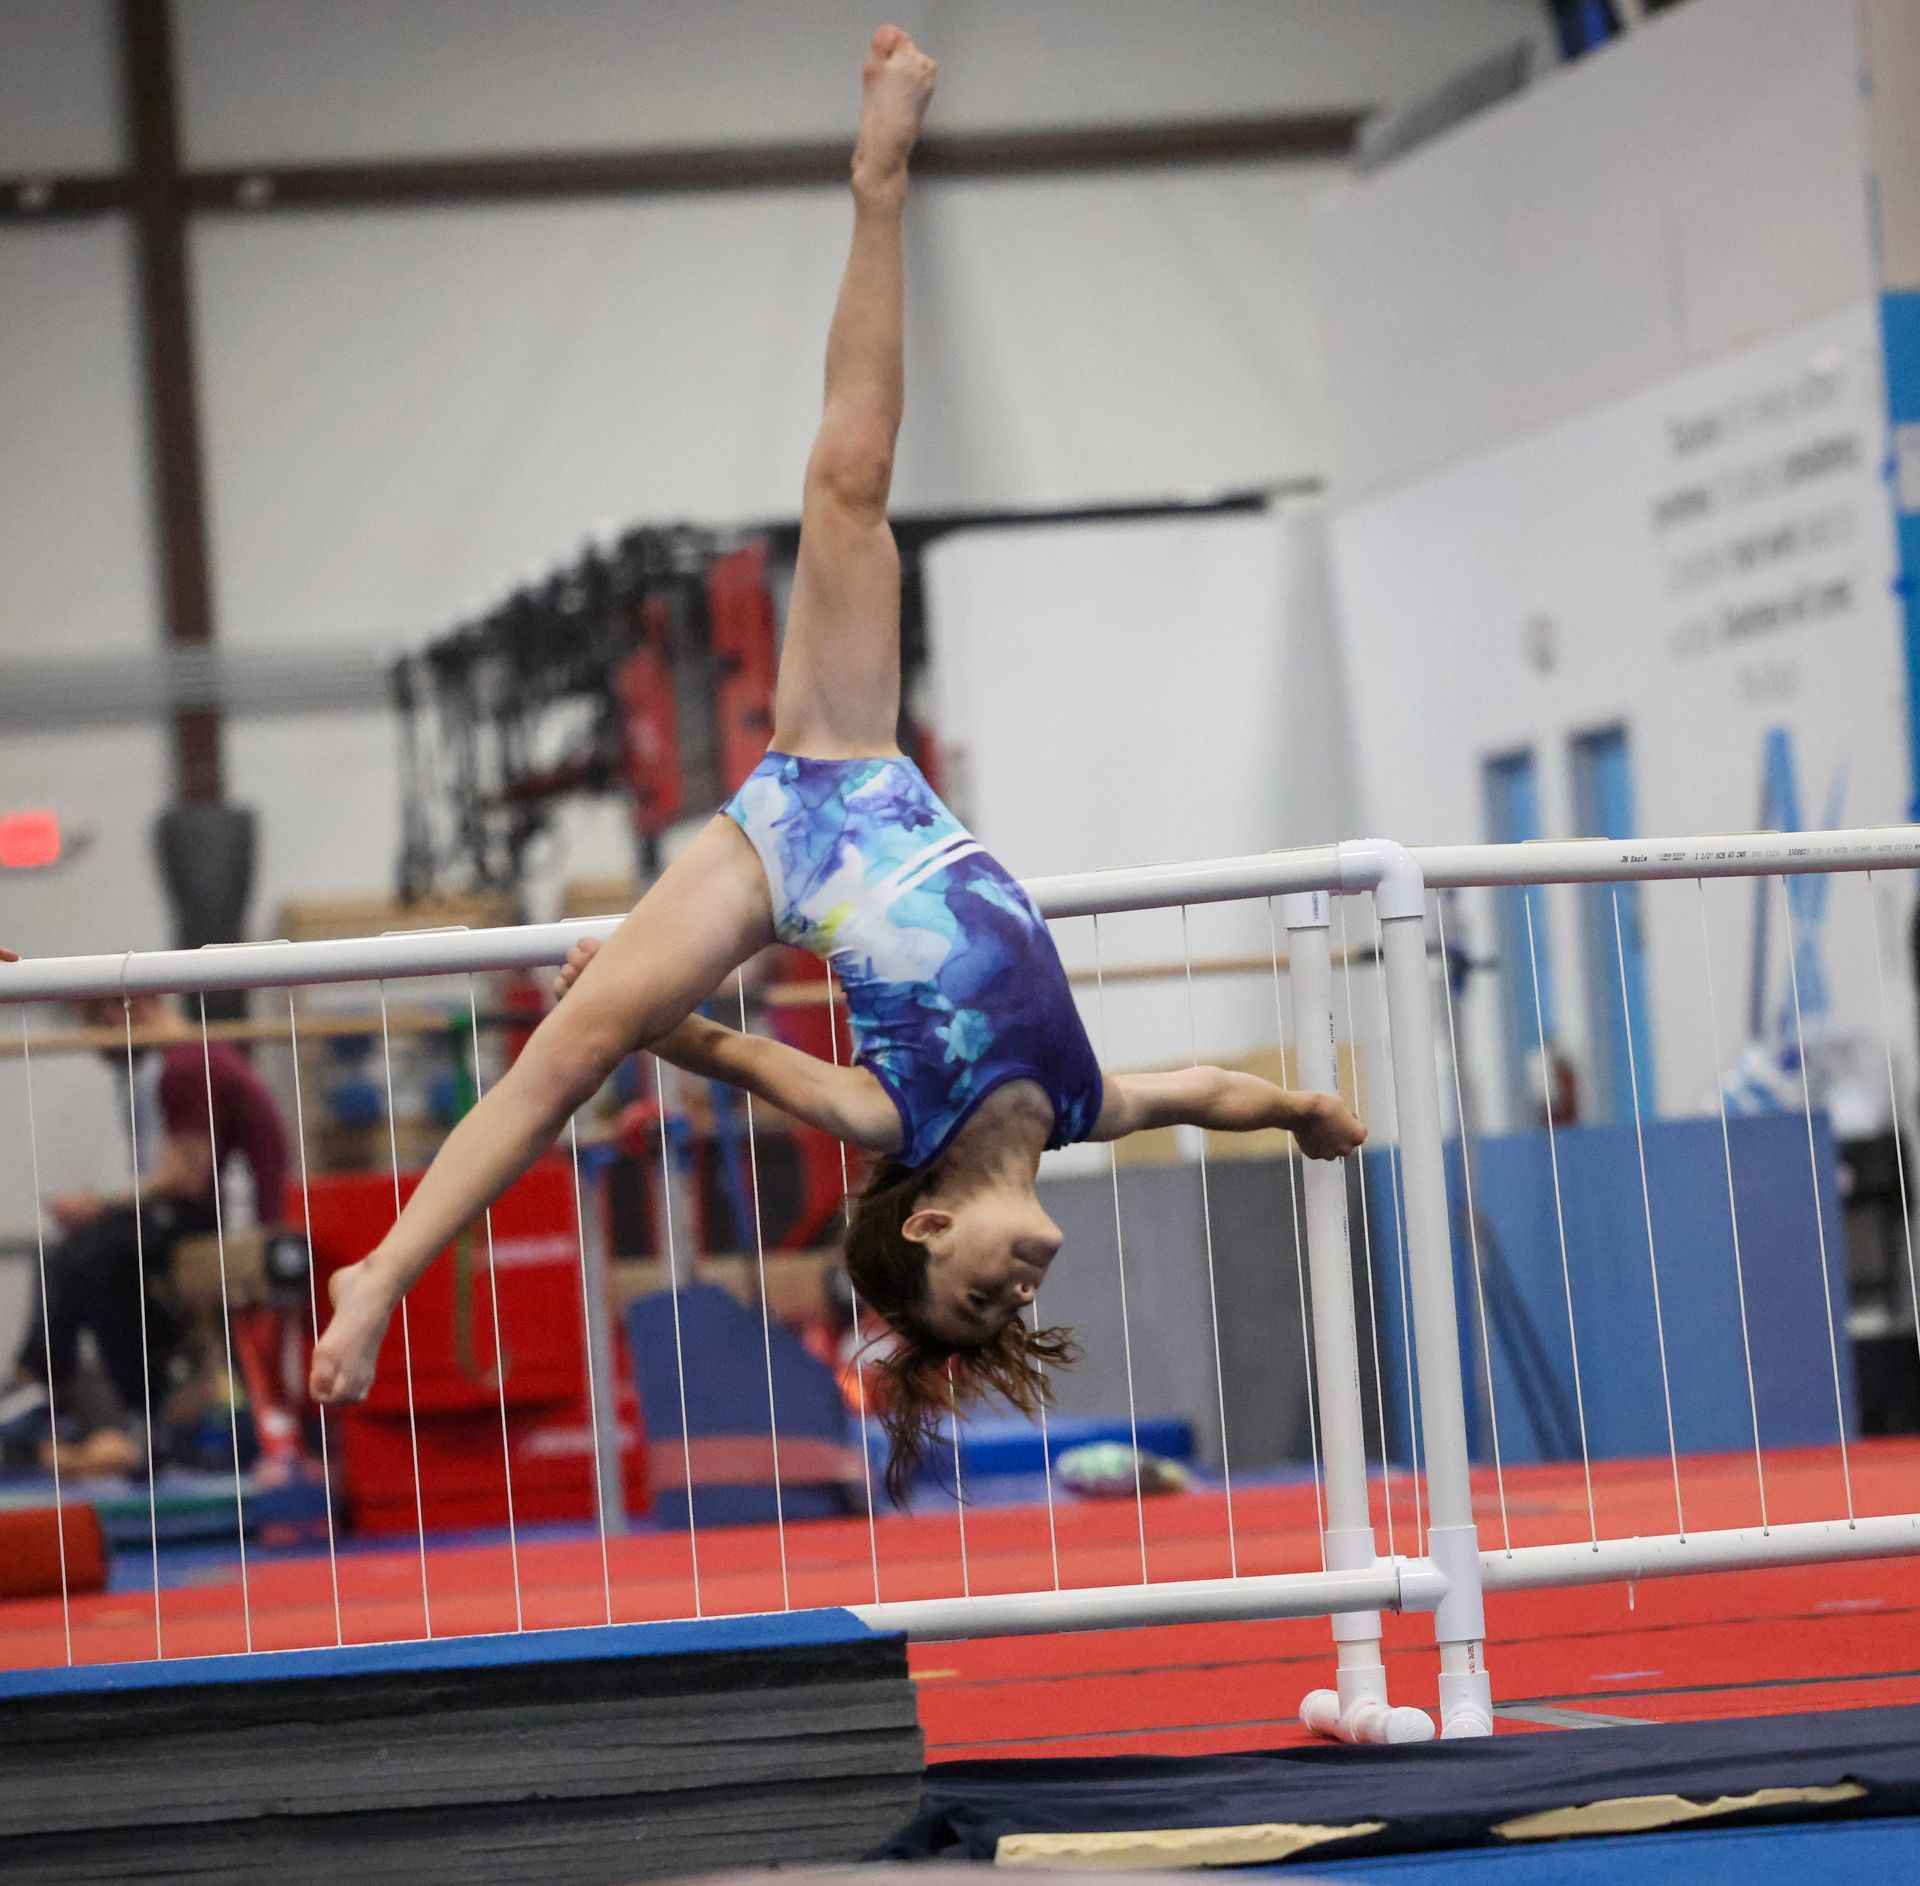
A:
[313, 742, 775, 1400]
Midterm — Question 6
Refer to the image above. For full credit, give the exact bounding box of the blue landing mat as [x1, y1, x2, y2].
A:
[1307, 1812, 1920, 1882]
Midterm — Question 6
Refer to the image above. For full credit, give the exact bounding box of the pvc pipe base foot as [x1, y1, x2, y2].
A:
[1438, 1670, 1494, 1739]
[1300, 1687, 1341, 1739]
[1382, 1705, 1438, 1743]
[1299, 1688, 1436, 1745]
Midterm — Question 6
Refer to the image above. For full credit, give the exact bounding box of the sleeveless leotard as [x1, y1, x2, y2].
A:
[722, 753, 1103, 1169]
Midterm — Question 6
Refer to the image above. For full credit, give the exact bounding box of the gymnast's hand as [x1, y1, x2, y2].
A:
[1290, 1091, 1368, 1162]
[0, 947, 16, 963]
[552, 935, 601, 1002]
[308, 1258, 396, 1405]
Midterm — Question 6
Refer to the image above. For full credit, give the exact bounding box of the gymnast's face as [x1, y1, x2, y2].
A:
[908, 1184, 1063, 1346]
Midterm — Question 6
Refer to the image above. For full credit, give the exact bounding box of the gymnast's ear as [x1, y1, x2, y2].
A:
[900, 1205, 953, 1248]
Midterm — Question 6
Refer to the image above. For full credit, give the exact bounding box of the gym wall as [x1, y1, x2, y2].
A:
[1311, 0, 1915, 1126]
[0, 0, 1549, 966]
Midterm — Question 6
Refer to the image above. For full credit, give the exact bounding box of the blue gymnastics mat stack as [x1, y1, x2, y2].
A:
[0, 1613, 924, 1884]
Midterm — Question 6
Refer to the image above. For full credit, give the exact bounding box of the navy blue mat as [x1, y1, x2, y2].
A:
[880, 1706, 1920, 1863]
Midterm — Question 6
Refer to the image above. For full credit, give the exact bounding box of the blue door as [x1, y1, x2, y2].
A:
[1483, 750, 1555, 1129]
[1569, 726, 1655, 1121]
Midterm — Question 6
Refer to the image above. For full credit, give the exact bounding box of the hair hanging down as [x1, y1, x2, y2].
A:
[844, 1155, 1080, 1506]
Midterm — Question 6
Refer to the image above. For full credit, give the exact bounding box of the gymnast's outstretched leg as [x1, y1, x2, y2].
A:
[773, 23, 934, 760]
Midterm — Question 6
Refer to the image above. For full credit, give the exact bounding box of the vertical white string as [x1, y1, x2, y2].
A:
[1695, 878, 1770, 1530]
[20, 1017, 73, 1662]
[1777, 876, 1855, 1524]
[1265, 901, 1325, 1559]
[1028, 1296, 1062, 1590]
[462, 979, 522, 1630]
[1180, 905, 1238, 1576]
[285, 995, 343, 1645]
[122, 996, 163, 1658]
[1865, 873, 1920, 1382]
[819, 964, 881, 1602]
[653, 1056, 703, 1617]
[947, 1358, 971, 1597]
[1333, 900, 1396, 1558]
[376, 982, 433, 1634]
[567, 1114, 615, 1622]
[1521, 893, 1598, 1546]
[736, 976, 790, 1610]
[1434, 897, 1510, 1553]
[197, 995, 252, 1650]
[1611, 890, 1685, 1537]
[1368, 903, 1425, 1555]
[1091, 914, 1150, 1584]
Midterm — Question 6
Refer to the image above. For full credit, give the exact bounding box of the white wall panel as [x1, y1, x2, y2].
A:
[0, 726, 172, 958]
[222, 709, 401, 922]
[174, 0, 1550, 166]
[0, 224, 157, 657]
[192, 163, 1338, 651]
[0, 0, 120, 171]
[926, 507, 1354, 1161]
[1314, 0, 1876, 499]
[190, 190, 846, 648]
[1328, 303, 1906, 1120]
[926, 510, 1351, 874]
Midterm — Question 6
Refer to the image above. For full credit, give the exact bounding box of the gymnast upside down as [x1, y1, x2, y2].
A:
[311, 25, 1366, 1495]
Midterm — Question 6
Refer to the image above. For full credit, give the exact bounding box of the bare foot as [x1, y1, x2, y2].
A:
[309, 1260, 395, 1404]
[854, 24, 936, 195]
[552, 934, 601, 1002]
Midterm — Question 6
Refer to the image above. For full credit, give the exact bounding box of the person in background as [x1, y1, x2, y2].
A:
[0, 987, 290, 1476]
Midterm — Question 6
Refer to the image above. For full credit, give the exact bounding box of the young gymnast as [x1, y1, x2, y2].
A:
[312, 26, 1366, 1495]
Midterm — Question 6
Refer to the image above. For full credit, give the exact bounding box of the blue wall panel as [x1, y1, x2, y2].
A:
[1370, 1112, 1856, 1467]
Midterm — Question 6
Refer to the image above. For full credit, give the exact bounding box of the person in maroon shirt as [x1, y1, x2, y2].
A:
[1, 989, 290, 1472]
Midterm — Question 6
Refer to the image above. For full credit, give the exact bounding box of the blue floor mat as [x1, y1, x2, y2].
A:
[1304, 1812, 1920, 1882]
[0, 1463, 332, 1552]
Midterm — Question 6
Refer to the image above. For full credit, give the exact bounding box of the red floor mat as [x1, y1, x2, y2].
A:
[3, 1440, 1916, 1767]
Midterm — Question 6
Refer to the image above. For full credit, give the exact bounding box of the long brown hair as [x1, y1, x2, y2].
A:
[844, 1154, 1079, 1505]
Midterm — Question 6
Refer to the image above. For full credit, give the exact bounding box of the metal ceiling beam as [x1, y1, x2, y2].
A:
[120, 0, 222, 802]
[0, 110, 1362, 225]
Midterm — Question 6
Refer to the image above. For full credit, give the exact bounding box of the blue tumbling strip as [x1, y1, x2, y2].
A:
[0, 1606, 884, 1701]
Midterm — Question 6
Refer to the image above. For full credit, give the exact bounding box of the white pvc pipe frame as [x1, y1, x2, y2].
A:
[5, 827, 1915, 1002]
[6, 824, 1920, 1725]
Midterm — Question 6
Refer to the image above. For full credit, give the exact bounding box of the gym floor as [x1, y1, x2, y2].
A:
[2, 1439, 1914, 1761]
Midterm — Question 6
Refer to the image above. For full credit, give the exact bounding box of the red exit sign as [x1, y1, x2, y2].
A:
[0, 811, 61, 870]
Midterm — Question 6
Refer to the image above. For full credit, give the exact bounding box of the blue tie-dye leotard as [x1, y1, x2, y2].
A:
[723, 753, 1103, 1168]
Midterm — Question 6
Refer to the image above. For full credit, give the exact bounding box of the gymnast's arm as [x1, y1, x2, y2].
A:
[1088, 1067, 1367, 1160]
[551, 938, 898, 1150]
[652, 1013, 903, 1153]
